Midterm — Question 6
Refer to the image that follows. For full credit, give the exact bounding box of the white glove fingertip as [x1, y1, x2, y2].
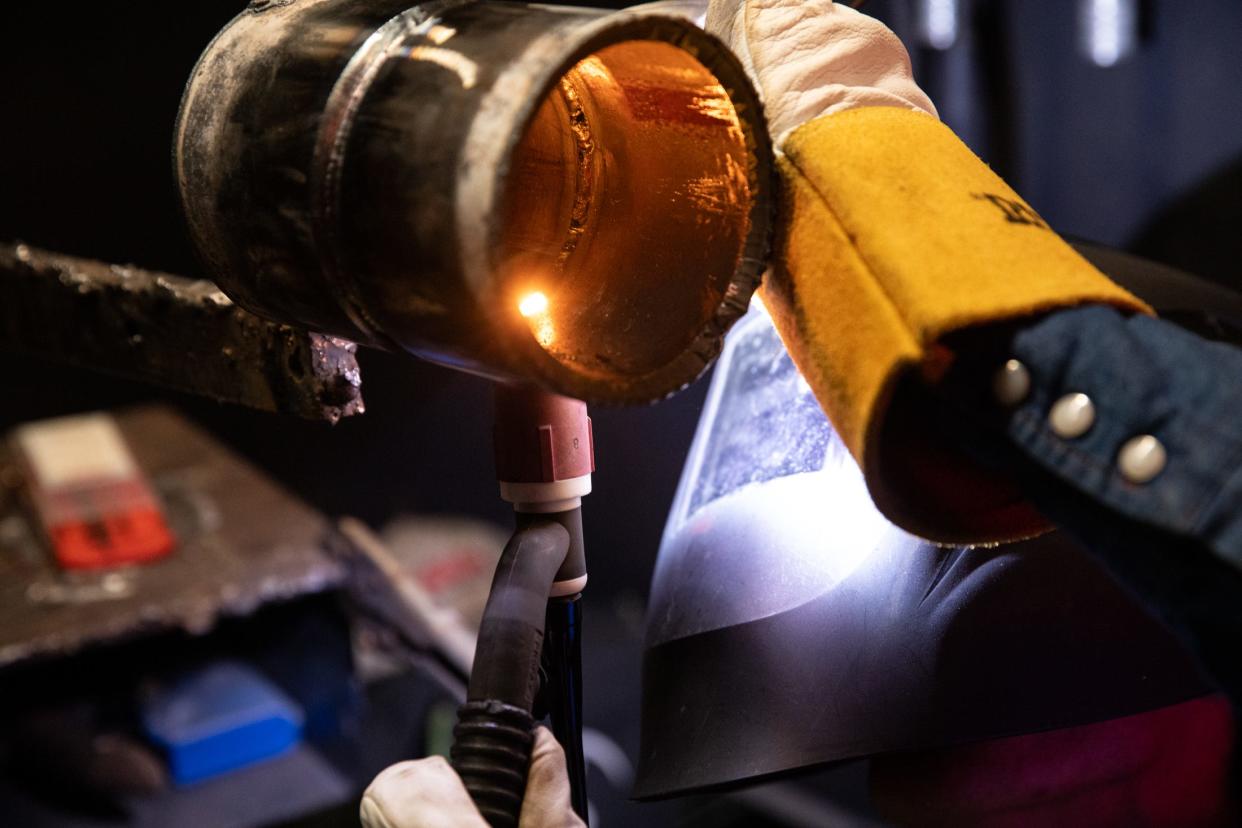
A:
[521, 727, 586, 828]
[360, 790, 397, 828]
[361, 756, 488, 828]
[706, 0, 938, 143]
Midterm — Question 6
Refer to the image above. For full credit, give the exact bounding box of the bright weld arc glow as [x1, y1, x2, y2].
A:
[519, 291, 549, 317]
[518, 291, 555, 347]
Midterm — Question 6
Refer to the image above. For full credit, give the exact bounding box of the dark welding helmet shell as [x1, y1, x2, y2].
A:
[634, 245, 1239, 799]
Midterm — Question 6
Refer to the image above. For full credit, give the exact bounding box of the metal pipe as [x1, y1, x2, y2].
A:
[0, 242, 363, 422]
[175, 0, 773, 404]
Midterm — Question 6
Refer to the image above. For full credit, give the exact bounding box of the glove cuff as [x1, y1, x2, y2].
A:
[768, 106, 1151, 544]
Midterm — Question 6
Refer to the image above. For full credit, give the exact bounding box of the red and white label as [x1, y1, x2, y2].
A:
[15, 414, 175, 570]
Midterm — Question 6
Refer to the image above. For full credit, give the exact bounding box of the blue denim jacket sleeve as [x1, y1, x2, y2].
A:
[990, 305, 1242, 569]
[935, 304, 1242, 701]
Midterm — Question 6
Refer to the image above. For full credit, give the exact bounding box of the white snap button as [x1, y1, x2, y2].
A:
[1049, 393, 1095, 439]
[992, 359, 1031, 407]
[1118, 435, 1166, 483]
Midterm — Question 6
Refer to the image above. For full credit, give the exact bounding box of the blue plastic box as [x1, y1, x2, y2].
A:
[142, 661, 305, 785]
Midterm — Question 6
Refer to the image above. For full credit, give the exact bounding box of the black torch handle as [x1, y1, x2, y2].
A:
[544, 593, 589, 822]
[451, 700, 537, 827]
[450, 520, 570, 827]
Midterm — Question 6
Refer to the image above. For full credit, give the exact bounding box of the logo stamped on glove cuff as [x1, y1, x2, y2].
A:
[972, 192, 1050, 230]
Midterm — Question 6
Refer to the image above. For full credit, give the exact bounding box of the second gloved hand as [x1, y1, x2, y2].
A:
[360, 727, 585, 828]
[705, 0, 1148, 543]
[706, 0, 936, 140]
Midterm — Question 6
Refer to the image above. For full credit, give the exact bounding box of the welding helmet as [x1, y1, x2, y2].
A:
[634, 246, 1242, 799]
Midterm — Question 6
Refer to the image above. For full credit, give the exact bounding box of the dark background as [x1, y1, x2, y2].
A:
[2, 1, 1241, 824]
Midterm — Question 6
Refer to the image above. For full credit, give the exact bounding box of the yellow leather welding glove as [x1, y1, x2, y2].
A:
[707, 0, 1150, 544]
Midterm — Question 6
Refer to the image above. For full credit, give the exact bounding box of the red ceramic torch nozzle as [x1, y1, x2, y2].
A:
[494, 384, 594, 512]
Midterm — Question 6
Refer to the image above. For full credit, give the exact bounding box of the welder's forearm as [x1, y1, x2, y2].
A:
[766, 107, 1147, 544]
[930, 305, 1242, 700]
[938, 305, 1242, 572]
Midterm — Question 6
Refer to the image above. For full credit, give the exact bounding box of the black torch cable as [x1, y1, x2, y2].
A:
[452, 520, 570, 827]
